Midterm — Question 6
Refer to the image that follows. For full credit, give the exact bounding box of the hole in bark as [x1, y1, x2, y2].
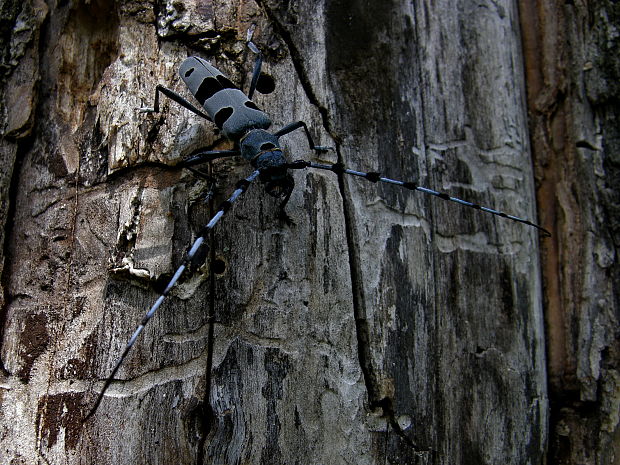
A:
[256, 73, 275, 94]
[188, 400, 215, 445]
[213, 257, 226, 275]
[153, 273, 173, 294]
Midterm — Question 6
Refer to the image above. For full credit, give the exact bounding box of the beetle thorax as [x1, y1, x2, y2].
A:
[240, 129, 285, 169]
[239, 129, 292, 196]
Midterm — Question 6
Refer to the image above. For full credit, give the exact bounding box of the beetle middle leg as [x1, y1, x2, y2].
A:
[181, 149, 242, 202]
[182, 148, 240, 167]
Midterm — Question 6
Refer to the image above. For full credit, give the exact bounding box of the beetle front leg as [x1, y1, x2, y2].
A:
[274, 121, 333, 153]
[138, 84, 212, 121]
[246, 25, 263, 100]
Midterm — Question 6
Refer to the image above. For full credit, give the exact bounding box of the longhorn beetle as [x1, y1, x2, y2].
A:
[86, 27, 550, 417]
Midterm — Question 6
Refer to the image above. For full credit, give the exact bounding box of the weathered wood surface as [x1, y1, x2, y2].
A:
[0, 0, 562, 463]
[519, 1, 620, 464]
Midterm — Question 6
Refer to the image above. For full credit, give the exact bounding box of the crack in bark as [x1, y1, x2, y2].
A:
[255, 0, 334, 140]
[0, 141, 27, 377]
[256, 0, 381, 400]
[37, 157, 81, 464]
[334, 146, 430, 454]
[256, 2, 430, 454]
[197, 161, 216, 465]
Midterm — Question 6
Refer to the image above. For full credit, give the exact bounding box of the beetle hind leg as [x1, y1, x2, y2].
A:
[181, 148, 240, 167]
[138, 84, 212, 121]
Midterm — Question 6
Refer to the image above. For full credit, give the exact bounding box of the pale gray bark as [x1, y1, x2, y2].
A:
[0, 0, 566, 464]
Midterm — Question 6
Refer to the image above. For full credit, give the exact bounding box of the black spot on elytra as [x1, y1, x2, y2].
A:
[214, 107, 233, 127]
[244, 101, 260, 111]
[216, 74, 236, 89]
[195, 77, 221, 103]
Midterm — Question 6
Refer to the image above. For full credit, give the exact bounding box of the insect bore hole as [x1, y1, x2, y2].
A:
[256, 73, 275, 94]
[153, 273, 173, 294]
[212, 257, 227, 275]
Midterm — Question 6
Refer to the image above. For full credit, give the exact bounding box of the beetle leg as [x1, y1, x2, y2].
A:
[274, 121, 333, 152]
[246, 26, 263, 100]
[184, 166, 216, 184]
[138, 84, 212, 121]
[85, 170, 261, 420]
[181, 148, 240, 167]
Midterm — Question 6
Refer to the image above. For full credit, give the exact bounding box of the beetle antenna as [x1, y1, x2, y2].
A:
[287, 160, 550, 236]
[246, 25, 262, 99]
[85, 170, 261, 420]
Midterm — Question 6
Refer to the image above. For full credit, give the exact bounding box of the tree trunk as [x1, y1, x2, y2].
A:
[3, 0, 607, 464]
[519, 1, 620, 464]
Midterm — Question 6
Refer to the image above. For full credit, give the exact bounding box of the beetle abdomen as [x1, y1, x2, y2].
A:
[179, 56, 271, 140]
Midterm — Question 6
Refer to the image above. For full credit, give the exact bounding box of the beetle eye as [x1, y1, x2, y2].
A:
[260, 143, 276, 151]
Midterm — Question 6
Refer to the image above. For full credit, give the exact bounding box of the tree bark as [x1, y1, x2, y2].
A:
[519, 1, 620, 464]
[0, 0, 583, 464]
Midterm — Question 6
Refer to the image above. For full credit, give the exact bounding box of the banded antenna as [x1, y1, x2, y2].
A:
[286, 160, 551, 236]
[85, 170, 261, 420]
